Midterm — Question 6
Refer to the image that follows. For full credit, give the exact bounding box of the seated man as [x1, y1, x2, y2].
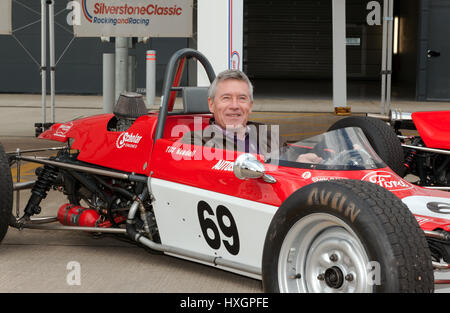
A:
[183, 69, 322, 164]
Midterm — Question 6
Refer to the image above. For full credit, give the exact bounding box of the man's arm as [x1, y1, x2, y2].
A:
[296, 153, 323, 164]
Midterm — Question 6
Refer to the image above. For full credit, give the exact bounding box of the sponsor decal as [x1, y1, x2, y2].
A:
[165, 145, 197, 159]
[82, 0, 183, 26]
[212, 160, 234, 172]
[301, 172, 311, 179]
[361, 171, 413, 191]
[116, 132, 142, 149]
[75, 0, 192, 38]
[93, 3, 182, 16]
[312, 176, 348, 183]
[415, 215, 432, 226]
[54, 122, 73, 138]
[301, 171, 348, 182]
[414, 214, 450, 231]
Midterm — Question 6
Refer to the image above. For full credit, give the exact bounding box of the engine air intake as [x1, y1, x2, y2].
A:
[113, 92, 148, 120]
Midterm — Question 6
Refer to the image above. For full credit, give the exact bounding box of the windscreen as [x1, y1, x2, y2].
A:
[272, 127, 386, 170]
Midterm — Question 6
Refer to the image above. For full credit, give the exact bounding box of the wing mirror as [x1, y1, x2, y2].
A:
[233, 154, 276, 183]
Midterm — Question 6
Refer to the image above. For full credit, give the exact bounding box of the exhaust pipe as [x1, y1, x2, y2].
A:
[390, 109, 412, 121]
[424, 230, 450, 241]
[367, 113, 390, 121]
[432, 261, 450, 270]
[367, 109, 413, 122]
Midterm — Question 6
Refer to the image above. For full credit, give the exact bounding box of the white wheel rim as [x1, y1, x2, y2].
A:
[278, 213, 373, 293]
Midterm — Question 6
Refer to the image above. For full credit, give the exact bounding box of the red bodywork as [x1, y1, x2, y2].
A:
[39, 113, 211, 175]
[412, 111, 450, 150]
[39, 113, 450, 233]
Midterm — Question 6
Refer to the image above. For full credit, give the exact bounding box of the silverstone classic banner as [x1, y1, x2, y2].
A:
[73, 0, 193, 37]
[0, 1, 12, 35]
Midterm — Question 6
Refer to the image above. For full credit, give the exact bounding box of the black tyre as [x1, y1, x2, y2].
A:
[328, 116, 405, 176]
[262, 180, 434, 293]
[0, 143, 13, 242]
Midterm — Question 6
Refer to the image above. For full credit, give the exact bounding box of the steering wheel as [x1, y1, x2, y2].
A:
[321, 149, 372, 167]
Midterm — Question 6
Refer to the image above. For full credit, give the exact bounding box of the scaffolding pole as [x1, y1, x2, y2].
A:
[40, 0, 47, 126]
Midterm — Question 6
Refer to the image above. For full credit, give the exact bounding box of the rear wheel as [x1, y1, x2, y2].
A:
[0, 143, 13, 242]
[262, 180, 434, 293]
[328, 116, 405, 176]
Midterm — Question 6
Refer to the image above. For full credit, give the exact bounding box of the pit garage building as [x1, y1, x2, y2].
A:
[0, 0, 448, 103]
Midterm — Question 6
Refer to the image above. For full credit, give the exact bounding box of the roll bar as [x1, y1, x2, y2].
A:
[154, 48, 216, 141]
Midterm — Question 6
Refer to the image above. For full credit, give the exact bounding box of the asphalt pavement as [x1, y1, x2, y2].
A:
[0, 93, 449, 293]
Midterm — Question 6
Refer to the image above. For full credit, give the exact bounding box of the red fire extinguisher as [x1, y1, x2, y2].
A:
[57, 204, 100, 227]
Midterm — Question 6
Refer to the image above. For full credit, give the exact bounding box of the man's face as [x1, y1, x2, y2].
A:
[208, 79, 254, 130]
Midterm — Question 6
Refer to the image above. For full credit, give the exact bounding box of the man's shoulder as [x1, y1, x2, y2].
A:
[181, 124, 222, 145]
[181, 129, 204, 144]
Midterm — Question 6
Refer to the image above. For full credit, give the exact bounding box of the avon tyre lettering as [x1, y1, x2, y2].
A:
[197, 201, 240, 255]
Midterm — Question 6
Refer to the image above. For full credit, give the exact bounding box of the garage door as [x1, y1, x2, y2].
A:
[244, 0, 382, 80]
[417, 0, 450, 101]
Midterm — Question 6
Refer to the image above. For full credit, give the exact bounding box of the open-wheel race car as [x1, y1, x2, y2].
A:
[1, 49, 449, 293]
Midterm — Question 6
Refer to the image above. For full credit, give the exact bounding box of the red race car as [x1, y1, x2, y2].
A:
[1, 49, 449, 293]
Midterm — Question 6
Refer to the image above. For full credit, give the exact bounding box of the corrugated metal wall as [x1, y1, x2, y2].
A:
[244, 0, 383, 80]
[0, 0, 188, 94]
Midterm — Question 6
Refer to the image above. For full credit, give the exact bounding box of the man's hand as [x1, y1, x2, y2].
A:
[296, 153, 323, 164]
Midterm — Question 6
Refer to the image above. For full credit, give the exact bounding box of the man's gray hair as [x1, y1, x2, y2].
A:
[208, 69, 254, 102]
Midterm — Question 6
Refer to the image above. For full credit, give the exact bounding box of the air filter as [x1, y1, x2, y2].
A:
[113, 92, 148, 119]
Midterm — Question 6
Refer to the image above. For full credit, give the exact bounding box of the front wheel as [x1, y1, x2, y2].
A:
[0, 143, 13, 242]
[262, 180, 434, 293]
